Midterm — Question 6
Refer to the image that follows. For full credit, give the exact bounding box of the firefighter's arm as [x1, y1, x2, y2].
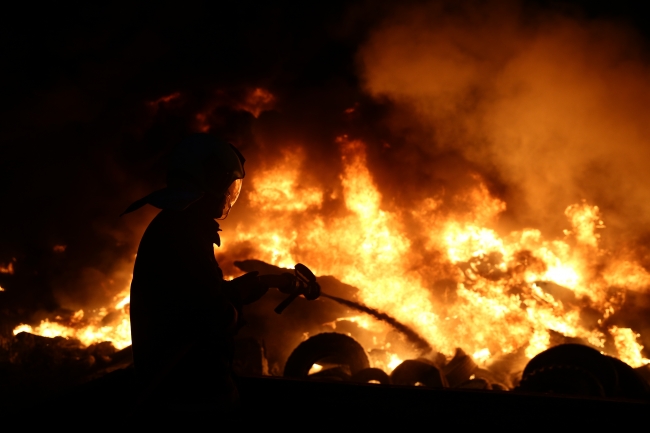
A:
[259, 273, 295, 292]
[223, 272, 295, 305]
[223, 271, 268, 305]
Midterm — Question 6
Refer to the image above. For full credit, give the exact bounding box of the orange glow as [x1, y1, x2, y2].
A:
[221, 137, 650, 369]
[13, 135, 650, 374]
[0, 259, 14, 274]
[148, 92, 181, 106]
[247, 148, 323, 212]
[235, 88, 275, 118]
[195, 113, 211, 132]
[53, 245, 66, 253]
[13, 288, 132, 350]
[12, 5, 650, 380]
[610, 326, 650, 368]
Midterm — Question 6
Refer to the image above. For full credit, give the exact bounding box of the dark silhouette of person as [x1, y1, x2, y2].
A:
[122, 134, 268, 414]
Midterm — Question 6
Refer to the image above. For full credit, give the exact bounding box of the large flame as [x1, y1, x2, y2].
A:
[13, 136, 650, 371]
[227, 136, 650, 368]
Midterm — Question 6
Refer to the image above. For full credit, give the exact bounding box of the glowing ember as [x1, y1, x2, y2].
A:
[308, 363, 323, 375]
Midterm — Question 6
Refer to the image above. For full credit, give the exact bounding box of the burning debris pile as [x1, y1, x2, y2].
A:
[6, 136, 650, 401]
[0, 331, 133, 393]
[4, 0, 650, 414]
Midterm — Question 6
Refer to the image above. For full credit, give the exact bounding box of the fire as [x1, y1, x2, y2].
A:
[610, 326, 650, 368]
[387, 353, 403, 372]
[13, 289, 132, 350]
[12, 136, 650, 371]
[247, 147, 323, 212]
[224, 136, 650, 368]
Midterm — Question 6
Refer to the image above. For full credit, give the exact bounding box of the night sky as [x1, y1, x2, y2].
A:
[1, 0, 649, 335]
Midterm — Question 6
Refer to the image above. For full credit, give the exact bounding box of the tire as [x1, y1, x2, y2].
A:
[283, 333, 370, 378]
[351, 367, 391, 385]
[523, 344, 618, 397]
[518, 365, 606, 397]
[308, 366, 351, 381]
[456, 377, 490, 390]
[390, 359, 448, 388]
[605, 356, 650, 400]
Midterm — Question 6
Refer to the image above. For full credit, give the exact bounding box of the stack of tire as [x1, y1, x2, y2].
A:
[517, 344, 650, 400]
[283, 333, 503, 389]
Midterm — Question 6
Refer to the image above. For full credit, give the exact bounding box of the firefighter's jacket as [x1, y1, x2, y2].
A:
[129, 207, 240, 405]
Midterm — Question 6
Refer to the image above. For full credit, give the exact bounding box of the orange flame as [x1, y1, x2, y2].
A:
[13, 138, 650, 370]
[222, 137, 650, 368]
[13, 288, 132, 350]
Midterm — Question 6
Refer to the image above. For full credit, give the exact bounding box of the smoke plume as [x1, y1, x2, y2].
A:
[358, 1, 650, 243]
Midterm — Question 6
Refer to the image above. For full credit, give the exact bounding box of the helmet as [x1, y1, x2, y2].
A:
[122, 134, 245, 218]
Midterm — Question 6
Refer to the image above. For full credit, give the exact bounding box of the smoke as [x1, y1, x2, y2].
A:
[357, 0, 650, 242]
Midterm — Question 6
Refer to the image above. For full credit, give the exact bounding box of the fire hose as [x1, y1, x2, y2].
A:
[259, 263, 432, 354]
[258, 263, 321, 314]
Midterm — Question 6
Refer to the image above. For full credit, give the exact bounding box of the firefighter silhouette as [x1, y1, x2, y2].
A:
[123, 133, 267, 413]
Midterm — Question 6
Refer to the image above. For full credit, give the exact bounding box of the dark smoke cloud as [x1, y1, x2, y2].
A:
[1, 0, 649, 347]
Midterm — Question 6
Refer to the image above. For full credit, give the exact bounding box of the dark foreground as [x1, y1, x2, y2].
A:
[5, 366, 649, 428]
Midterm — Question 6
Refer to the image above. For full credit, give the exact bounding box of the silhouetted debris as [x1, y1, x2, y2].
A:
[457, 377, 491, 390]
[483, 346, 529, 389]
[635, 364, 650, 384]
[351, 367, 390, 384]
[1, 332, 132, 394]
[391, 359, 448, 388]
[473, 367, 508, 390]
[517, 344, 650, 400]
[606, 356, 650, 400]
[521, 344, 618, 396]
[309, 366, 351, 381]
[519, 365, 606, 397]
[83, 345, 134, 382]
[443, 347, 478, 387]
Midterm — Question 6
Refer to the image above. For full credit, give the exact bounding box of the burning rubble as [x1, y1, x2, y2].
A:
[3, 0, 650, 412]
[5, 135, 650, 401]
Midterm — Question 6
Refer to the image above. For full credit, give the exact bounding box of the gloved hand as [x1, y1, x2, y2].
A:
[228, 271, 269, 305]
